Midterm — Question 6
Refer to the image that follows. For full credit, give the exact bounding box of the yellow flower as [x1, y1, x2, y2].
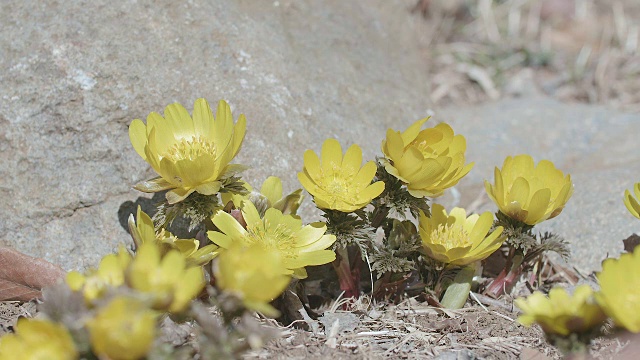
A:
[129, 98, 247, 204]
[0, 318, 78, 360]
[485, 155, 573, 225]
[66, 247, 131, 303]
[418, 204, 505, 266]
[222, 176, 304, 216]
[87, 297, 157, 360]
[215, 245, 291, 317]
[208, 201, 336, 278]
[516, 285, 606, 336]
[623, 183, 640, 219]
[298, 139, 385, 212]
[596, 246, 640, 332]
[127, 243, 205, 313]
[381, 118, 473, 198]
[128, 205, 219, 266]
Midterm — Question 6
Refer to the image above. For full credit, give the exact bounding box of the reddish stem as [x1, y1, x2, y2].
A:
[332, 247, 361, 299]
[485, 254, 523, 298]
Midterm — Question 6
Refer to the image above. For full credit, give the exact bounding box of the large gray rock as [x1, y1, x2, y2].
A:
[0, 0, 433, 270]
[1, 0, 637, 274]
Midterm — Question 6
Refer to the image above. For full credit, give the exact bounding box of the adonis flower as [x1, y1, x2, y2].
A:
[0, 318, 78, 360]
[516, 285, 606, 336]
[208, 201, 336, 278]
[623, 182, 640, 219]
[215, 245, 291, 316]
[381, 118, 473, 198]
[596, 246, 640, 332]
[485, 155, 573, 225]
[419, 204, 505, 266]
[128, 206, 219, 266]
[129, 98, 246, 204]
[87, 297, 157, 360]
[222, 176, 304, 216]
[127, 243, 205, 313]
[298, 139, 384, 212]
[66, 247, 131, 303]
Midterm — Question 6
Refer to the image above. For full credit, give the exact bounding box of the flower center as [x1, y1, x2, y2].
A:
[430, 224, 472, 250]
[163, 136, 217, 162]
[245, 221, 297, 259]
[319, 174, 359, 204]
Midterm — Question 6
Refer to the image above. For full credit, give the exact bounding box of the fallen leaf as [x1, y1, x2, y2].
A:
[0, 247, 67, 301]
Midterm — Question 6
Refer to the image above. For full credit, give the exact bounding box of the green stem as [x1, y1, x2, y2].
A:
[440, 262, 480, 309]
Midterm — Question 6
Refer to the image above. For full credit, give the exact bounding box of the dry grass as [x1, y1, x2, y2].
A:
[414, 0, 640, 112]
[253, 295, 561, 359]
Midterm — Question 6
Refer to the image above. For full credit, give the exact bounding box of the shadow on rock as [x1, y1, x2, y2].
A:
[117, 192, 166, 233]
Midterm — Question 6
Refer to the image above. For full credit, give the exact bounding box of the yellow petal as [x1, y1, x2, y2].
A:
[164, 102, 195, 139]
[507, 177, 530, 207]
[400, 117, 429, 145]
[166, 187, 196, 204]
[342, 144, 363, 175]
[242, 201, 263, 226]
[211, 211, 248, 243]
[321, 139, 343, 174]
[352, 161, 378, 189]
[133, 177, 176, 193]
[195, 181, 222, 195]
[526, 188, 552, 224]
[192, 98, 213, 138]
[468, 211, 493, 243]
[129, 119, 148, 160]
[302, 149, 323, 180]
[360, 181, 385, 202]
[285, 250, 336, 268]
[260, 176, 283, 206]
[383, 129, 405, 161]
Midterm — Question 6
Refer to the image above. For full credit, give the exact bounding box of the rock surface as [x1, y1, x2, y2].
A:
[1, 0, 638, 272]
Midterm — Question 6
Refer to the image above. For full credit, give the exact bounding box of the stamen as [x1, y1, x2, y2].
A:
[163, 136, 217, 162]
[430, 224, 472, 250]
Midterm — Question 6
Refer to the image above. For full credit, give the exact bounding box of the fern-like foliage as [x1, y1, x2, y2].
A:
[322, 209, 376, 259]
[374, 159, 430, 219]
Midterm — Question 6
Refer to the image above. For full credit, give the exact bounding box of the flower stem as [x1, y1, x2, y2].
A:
[485, 253, 524, 298]
[440, 262, 479, 309]
[332, 247, 360, 298]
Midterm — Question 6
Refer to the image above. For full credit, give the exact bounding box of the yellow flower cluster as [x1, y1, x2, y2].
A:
[128, 205, 219, 266]
[419, 204, 505, 266]
[516, 285, 606, 336]
[67, 243, 204, 313]
[129, 98, 246, 204]
[381, 118, 473, 198]
[209, 200, 336, 279]
[485, 155, 573, 225]
[298, 139, 385, 212]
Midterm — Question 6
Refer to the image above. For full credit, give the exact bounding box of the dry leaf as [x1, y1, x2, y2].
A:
[0, 247, 66, 301]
